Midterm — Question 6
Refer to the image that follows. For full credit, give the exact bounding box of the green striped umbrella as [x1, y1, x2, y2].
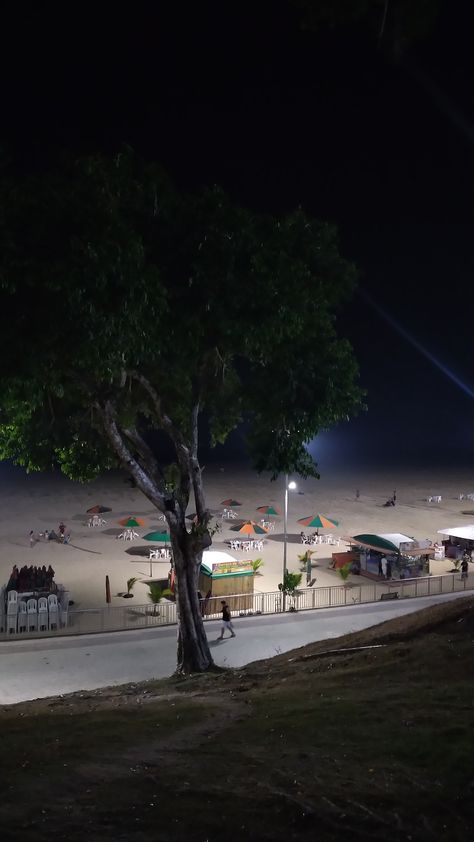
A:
[256, 505, 281, 516]
[143, 531, 170, 543]
[230, 520, 269, 536]
[298, 514, 339, 529]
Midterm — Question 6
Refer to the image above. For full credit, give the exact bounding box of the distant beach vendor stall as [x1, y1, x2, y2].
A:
[432, 525, 474, 574]
[436, 525, 474, 557]
[199, 551, 254, 614]
[340, 533, 433, 580]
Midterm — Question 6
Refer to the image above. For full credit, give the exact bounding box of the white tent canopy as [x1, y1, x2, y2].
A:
[379, 533, 416, 549]
[201, 550, 237, 574]
[437, 525, 474, 541]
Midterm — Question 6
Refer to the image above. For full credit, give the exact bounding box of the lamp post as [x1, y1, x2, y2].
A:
[282, 474, 297, 611]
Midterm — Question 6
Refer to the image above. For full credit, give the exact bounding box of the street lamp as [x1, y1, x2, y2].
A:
[282, 474, 297, 611]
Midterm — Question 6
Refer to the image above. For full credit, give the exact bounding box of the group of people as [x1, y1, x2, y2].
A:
[30, 522, 71, 546]
[6, 564, 56, 593]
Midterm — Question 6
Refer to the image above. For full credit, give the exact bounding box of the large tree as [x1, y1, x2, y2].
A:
[0, 153, 362, 672]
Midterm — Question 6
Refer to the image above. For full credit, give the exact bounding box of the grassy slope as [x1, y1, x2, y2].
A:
[1, 598, 474, 842]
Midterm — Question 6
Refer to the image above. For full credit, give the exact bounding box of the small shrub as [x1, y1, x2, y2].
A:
[338, 564, 351, 583]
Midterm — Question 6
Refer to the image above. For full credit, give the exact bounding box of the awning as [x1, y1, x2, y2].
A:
[346, 532, 432, 555]
[437, 525, 474, 541]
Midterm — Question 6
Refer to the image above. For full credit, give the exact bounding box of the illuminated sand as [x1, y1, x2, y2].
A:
[0, 463, 472, 608]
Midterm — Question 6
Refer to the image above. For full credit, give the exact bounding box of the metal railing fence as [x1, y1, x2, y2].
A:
[0, 572, 472, 641]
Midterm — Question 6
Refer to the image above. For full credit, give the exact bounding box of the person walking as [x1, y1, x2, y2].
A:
[461, 557, 469, 581]
[217, 600, 236, 640]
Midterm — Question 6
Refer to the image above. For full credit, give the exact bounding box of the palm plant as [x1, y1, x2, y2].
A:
[123, 576, 138, 598]
[278, 571, 303, 611]
[298, 549, 315, 571]
[337, 563, 351, 584]
[251, 558, 264, 574]
[147, 582, 173, 614]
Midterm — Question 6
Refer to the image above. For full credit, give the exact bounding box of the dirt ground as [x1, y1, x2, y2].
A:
[1, 597, 474, 841]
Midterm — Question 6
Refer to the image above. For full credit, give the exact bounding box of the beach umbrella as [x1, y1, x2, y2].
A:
[87, 505, 112, 514]
[220, 499, 242, 506]
[256, 505, 281, 516]
[298, 514, 339, 529]
[143, 531, 170, 543]
[230, 520, 269, 536]
[118, 516, 146, 528]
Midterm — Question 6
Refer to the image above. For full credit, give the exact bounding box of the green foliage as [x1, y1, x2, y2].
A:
[0, 151, 363, 488]
[163, 463, 181, 493]
[337, 563, 352, 583]
[127, 577, 138, 594]
[147, 583, 173, 604]
[298, 549, 315, 570]
[251, 558, 264, 574]
[278, 571, 303, 595]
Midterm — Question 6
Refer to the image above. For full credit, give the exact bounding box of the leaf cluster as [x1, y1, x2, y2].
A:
[0, 151, 363, 482]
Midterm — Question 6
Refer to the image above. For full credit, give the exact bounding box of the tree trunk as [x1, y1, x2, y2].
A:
[172, 534, 214, 674]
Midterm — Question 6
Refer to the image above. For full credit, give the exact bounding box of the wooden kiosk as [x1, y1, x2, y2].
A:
[199, 551, 254, 614]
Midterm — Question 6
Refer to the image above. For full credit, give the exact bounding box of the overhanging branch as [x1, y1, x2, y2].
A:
[95, 400, 166, 512]
[128, 370, 192, 506]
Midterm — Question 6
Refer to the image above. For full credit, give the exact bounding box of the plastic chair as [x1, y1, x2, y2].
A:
[38, 596, 48, 631]
[7, 590, 18, 610]
[18, 601, 28, 633]
[7, 610, 17, 634]
[27, 598, 38, 632]
[48, 594, 59, 630]
[59, 598, 69, 628]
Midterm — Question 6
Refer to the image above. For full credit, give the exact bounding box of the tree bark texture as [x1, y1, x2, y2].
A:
[98, 392, 215, 673]
[172, 533, 214, 673]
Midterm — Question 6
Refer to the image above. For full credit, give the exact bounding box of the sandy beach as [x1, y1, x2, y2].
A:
[0, 460, 472, 609]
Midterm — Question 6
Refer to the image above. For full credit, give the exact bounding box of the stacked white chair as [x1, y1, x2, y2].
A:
[48, 594, 59, 630]
[7, 590, 18, 634]
[17, 601, 28, 633]
[38, 596, 48, 631]
[7, 589, 18, 611]
[7, 611, 17, 634]
[27, 598, 38, 632]
[59, 596, 69, 628]
[0, 586, 5, 632]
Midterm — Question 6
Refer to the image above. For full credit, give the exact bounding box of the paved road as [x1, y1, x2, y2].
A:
[0, 592, 467, 704]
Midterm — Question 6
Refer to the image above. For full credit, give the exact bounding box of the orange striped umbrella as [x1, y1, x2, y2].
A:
[230, 520, 269, 536]
[297, 514, 339, 529]
[256, 505, 281, 516]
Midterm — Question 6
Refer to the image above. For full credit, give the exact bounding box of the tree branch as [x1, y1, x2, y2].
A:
[123, 425, 163, 487]
[128, 370, 192, 508]
[189, 399, 208, 523]
[95, 400, 167, 513]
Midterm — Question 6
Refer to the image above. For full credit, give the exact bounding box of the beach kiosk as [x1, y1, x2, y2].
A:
[342, 533, 433, 579]
[199, 551, 254, 614]
[431, 525, 474, 574]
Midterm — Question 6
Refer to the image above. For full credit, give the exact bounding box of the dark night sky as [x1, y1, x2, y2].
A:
[1, 1, 473, 468]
